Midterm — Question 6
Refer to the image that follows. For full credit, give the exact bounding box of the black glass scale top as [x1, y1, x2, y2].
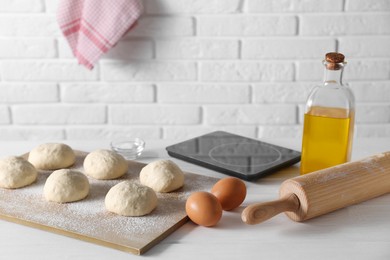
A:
[166, 131, 301, 181]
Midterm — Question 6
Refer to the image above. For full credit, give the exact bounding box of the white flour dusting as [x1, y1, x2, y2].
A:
[0, 151, 218, 253]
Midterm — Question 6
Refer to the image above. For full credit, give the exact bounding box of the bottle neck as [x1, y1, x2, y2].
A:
[323, 62, 345, 85]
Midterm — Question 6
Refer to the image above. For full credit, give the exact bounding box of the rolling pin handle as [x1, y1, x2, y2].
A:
[241, 194, 300, 225]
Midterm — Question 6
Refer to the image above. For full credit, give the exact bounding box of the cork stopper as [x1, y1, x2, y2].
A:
[324, 52, 345, 70]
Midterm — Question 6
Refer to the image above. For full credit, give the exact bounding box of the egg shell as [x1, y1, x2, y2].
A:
[185, 191, 222, 227]
[211, 177, 247, 211]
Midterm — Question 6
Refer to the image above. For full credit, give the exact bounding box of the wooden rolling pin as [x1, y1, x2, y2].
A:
[242, 151, 390, 225]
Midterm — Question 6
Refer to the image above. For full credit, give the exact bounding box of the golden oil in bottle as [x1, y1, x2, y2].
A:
[300, 106, 354, 174]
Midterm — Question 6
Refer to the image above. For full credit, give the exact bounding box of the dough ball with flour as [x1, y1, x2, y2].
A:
[140, 160, 184, 193]
[44, 169, 89, 203]
[105, 181, 157, 217]
[83, 149, 128, 180]
[28, 143, 75, 170]
[0, 156, 37, 189]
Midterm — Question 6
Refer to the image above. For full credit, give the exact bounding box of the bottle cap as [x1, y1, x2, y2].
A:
[324, 52, 345, 70]
[326, 52, 345, 63]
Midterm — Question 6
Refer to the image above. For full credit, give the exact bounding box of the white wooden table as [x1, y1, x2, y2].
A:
[0, 138, 389, 260]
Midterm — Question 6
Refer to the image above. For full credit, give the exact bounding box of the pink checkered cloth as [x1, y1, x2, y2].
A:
[57, 0, 143, 69]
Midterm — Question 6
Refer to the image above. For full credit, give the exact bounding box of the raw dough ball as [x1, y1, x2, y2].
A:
[28, 143, 75, 170]
[140, 160, 184, 193]
[105, 181, 157, 216]
[0, 156, 37, 189]
[83, 149, 128, 180]
[44, 169, 89, 203]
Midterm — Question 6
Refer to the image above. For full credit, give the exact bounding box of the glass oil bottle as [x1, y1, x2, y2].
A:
[300, 52, 355, 175]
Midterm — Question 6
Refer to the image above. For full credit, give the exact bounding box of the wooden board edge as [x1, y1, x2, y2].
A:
[0, 213, 141, 255]
[139, 216, 190, 255]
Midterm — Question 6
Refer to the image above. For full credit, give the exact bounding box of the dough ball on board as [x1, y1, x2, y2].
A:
[44, 169, 89, 203]
[105, 181, 157, 217]
[140, 160, 184, 193]
[0, 156, 37, 189]
[83, 149, 128, 180]
[28, 143, 75, 170]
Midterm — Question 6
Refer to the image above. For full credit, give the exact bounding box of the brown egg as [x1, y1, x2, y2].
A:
[211, 177, 247, 211]
[185, 191, 222, 227]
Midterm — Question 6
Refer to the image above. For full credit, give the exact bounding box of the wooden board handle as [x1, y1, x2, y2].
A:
[241, 194, 300, 225]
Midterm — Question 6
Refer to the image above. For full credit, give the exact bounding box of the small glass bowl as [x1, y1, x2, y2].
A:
[110, 138, 145, 160]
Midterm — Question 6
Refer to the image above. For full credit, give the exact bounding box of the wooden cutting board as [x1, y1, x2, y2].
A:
[0, 151, 218, 255]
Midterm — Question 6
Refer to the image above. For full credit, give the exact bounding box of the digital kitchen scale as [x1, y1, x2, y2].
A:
[166, 131, 301, 181]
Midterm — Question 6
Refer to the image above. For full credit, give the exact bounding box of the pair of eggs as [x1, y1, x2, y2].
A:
[185, 177, 247, 227]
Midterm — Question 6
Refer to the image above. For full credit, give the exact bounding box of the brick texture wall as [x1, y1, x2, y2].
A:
[0, 0, 389, 141]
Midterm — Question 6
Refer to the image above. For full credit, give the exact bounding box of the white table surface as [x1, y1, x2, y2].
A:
[0, 138, 389, 260]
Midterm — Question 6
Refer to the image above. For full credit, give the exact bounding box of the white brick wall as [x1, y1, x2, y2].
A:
[109, 105, 201, 125]
[0, 15, 58, 36]
[12, 105, 106, 124]
[300, 14, 390, 35]
[0, 0, 44, 13]
[1, 61, 98, 81]
[61, 83, 154, 103]
[246, 0, 344, 12]
[0, 83, 58, 103]
[158, 84, 250, 104]
[0, 38, 56, 58]
[198, 16, 297, 36]
[0, 105, 10, 124]
[0, 0, 389, 141]
[156, 39, 239, 59]
[205, 105, 297, 125]
[242, 38, 336, 59]
[201, 62, 294, 81]
[145, 0, 242, 14]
